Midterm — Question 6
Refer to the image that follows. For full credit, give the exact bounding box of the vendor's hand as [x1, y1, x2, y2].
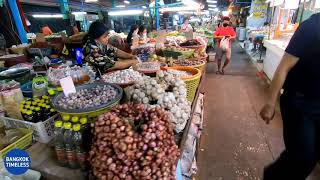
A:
[260, 103, 276, 124]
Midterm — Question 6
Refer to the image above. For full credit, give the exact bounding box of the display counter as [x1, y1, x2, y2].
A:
[263, 39, 289, 80]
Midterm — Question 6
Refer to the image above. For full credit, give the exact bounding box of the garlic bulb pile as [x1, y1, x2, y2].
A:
[165, 69, 192, 79]
[128, 71, 191, 133]
[130, 76, 166, 104]
[102, 69, 142, 84]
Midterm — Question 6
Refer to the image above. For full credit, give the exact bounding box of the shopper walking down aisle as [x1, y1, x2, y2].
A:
[214, 17, 236, 75]
[260, 13, 320, 180]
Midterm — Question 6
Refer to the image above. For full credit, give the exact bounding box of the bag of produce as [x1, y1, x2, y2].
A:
[220, 37, 230, 52]
[1, 88, 24, 119]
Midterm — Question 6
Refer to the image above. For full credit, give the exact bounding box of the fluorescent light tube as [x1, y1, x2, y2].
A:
[207, 0, 217, 3]
[124, 0, 130, 4]
[208, 4, 217, 7]
[109, 10, 143, 16]
[142, 5, 147, 8]
[72, 12, 87, 15]
[116, 5, 126, 8]
[32, 14, 63, 18]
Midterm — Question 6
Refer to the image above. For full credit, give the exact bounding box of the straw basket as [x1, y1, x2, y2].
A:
[165, 66, 201, 102]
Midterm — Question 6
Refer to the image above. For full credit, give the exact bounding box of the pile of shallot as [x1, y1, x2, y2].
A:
[89, 104, 180, 180]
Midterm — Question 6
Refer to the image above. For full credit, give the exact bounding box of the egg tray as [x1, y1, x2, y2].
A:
[52, 82, 123, 114]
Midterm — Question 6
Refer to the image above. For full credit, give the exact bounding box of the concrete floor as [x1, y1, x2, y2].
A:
[197, 43, 320, 180]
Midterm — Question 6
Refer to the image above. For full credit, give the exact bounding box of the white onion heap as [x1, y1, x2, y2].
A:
[102, 69, 143, 84]
[128, 70, 191, 133]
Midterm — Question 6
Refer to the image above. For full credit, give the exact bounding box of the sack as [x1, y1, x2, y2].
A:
[220, 37, 230, 51]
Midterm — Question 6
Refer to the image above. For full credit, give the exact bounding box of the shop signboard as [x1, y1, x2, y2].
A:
[247, 0, 268, 28]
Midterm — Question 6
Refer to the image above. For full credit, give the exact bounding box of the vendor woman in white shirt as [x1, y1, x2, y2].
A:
[180, 18, 193, 40]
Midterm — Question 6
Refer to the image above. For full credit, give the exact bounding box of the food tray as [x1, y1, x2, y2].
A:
[165, 66, 201, 102]
[102, 71, 137, 88]
[52, 82, 123, 115]
[163, 49, 194, 59]
[0, 128, 33, 158]
[137, 62, 168, 74]
[1, 114, 59, 143]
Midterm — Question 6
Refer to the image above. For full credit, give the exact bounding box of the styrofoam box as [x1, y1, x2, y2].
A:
[0, 114, 59, 143]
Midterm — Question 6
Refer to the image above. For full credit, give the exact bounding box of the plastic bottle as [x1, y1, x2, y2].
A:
[34, 107, 42, 122]
[25, 110, 34, 122]
[80, 117, 92, 151]
[50, 108, 56, 117]
[54, 121, 67, 166]
[73, 124, 87, 170]
[63, 122, 78, 168]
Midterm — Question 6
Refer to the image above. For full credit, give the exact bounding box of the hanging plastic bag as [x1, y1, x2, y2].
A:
[1, 88, 24, 120]
[220, 37, 230, 52]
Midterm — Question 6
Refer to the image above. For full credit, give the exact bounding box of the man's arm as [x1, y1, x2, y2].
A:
[260, 53, 298, 123]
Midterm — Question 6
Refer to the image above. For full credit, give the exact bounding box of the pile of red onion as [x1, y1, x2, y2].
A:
[89, 104, 180, 180]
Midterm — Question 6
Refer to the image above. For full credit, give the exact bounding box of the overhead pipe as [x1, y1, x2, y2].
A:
[7, 0, 28, 43]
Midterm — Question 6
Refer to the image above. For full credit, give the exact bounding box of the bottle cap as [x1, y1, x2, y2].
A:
[26, 110, 32, 115]
[64, 122, 72, 129]
[32, 102, 37, 106]
[39, 99, 45, 103]
[73, 124, 81, 131]
[62, 114, 70, 121]
[50, 108, 56, 113]
[21, 100, 26, 105]
[45, 105, 50, 109]
[55, 121, 63, 128]
[25, 104, 31, 109]
[80, 117, 88, 124]
[21, 109, 26, 114]
[19, 104, 24, 109]
[71, 116, 79, 123]
[48, 89, 55, 96]
[45, 100, 50, 104]
[30, 106, 35, 111]
[35, 107, 41, 111]
[42, 95, 49, 100]
[26, 101, 32, 105]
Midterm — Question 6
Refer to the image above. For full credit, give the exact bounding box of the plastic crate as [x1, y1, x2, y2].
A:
[1, 114, 59, 143]
[0, 128, 33, 158]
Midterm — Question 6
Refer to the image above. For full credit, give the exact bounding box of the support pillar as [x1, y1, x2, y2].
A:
[59, 0, 70, 20]
[8, 0, 27, 43]
[155, 0, 160, 30]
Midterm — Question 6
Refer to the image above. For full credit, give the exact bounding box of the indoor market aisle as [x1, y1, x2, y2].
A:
[197, 43, 320, 180]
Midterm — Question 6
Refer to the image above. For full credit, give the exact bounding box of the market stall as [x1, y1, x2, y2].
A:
[262, 0, 300, 80]
[0, 28, 208, 179]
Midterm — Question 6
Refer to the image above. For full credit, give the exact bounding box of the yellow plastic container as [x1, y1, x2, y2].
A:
[0, 128, 33, 158]
[165, 66, 201, 102]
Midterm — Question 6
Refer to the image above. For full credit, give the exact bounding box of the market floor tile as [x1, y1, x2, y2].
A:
[197, 43, 320, 180]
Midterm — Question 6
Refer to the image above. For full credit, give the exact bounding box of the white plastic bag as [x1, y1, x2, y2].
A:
[220, 37, 230, 51]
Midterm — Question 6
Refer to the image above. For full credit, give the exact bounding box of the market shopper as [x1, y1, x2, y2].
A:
[214, 17, 236, 75]
[42, 25, 53, 36]
[260, 13, 320, 180]
[82, 21, 138, 77]
[180, 18, 193, 40]
[138, 25, 148, 43]
[126, 24, 139, 45]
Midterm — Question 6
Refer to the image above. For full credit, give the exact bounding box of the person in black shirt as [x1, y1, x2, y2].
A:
[260, 13, 320, 179]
